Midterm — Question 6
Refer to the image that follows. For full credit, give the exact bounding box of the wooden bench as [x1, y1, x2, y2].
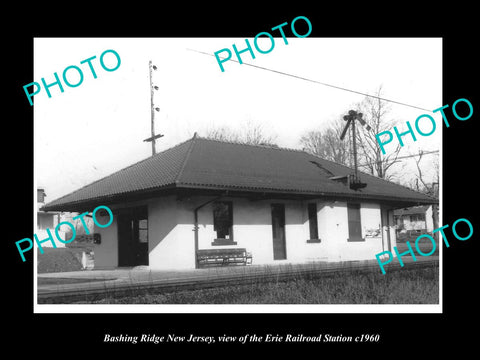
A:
[197, 248, 252, 268]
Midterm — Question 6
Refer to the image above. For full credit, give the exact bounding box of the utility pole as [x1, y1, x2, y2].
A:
[143, 60, 163, 156]
[149, 60, 156, 155]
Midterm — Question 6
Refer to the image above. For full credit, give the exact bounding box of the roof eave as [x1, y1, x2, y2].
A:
[175, 184, 438, 205]
[41, 183, 438, 213]
[40, 185, 178, 213]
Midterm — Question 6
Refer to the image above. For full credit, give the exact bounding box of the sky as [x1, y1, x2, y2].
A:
[34, 37, 442, 203]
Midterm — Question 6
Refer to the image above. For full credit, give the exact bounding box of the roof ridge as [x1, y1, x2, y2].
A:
[174, 134, 198, 184]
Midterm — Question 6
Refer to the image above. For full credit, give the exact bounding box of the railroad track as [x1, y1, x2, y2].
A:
[37, 258, 439, 304]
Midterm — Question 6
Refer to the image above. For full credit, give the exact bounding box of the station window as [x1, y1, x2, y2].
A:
[212, 201, 235, 245]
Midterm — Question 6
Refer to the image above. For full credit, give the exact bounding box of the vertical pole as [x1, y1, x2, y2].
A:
[431, 203, 439, 240]
[352, 112, 358, 179]
[149, 60, 156, 156]
[386, 209, 392, 253]
[349, 122, 353, 168]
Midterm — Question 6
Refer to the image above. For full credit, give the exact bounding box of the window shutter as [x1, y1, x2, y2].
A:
[347, 203, 363, 241]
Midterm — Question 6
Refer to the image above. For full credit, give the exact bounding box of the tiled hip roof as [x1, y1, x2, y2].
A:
[42, 135, 437, 212]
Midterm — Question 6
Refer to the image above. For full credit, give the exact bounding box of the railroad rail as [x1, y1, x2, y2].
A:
[37, 257, 439, 304]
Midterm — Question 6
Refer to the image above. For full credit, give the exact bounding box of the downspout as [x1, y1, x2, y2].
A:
[193, 195, 225, 269]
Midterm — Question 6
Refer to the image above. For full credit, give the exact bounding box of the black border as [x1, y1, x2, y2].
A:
[7, 4, 478, 354]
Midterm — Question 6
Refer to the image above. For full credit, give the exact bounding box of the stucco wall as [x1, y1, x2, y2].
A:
[192, 197, 277, 264]
[180, 197, 386, 266]
[94, 196, 196, 270]
[149, 196, 196, 270]
[179, 197, 313, 265]
[93, 212, 118, 269]
[335, 202, 384, 261]
[389, 210, 397, 251]
[93, 195, 392, 270]
[425, 206, 434, 232]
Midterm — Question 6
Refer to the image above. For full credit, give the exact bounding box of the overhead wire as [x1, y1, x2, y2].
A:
[187, 48, 432, 112]
[357, 149, 439, 167]
[187, 48, 440, 170]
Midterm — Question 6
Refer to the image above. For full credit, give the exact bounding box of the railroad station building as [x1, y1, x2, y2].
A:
[41, 134, 437, 270]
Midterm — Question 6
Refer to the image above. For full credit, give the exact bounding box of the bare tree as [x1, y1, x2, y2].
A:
[323, 118, 351, 166]
[300, 118, 351, 166]
[410, 150, 439, 198]
[204, 120, 278, 146]
[408, 150, 439, 237]
[241, 120, 277, 146]
[300, 130, 325, 156]
[300, 87, 403, 176]
[205, 126, 239, 142]
[355, 86, 403, 180]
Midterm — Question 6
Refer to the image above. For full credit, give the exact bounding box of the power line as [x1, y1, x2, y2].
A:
[187, 48, 431, 112]
[357, 149, 439, 167]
